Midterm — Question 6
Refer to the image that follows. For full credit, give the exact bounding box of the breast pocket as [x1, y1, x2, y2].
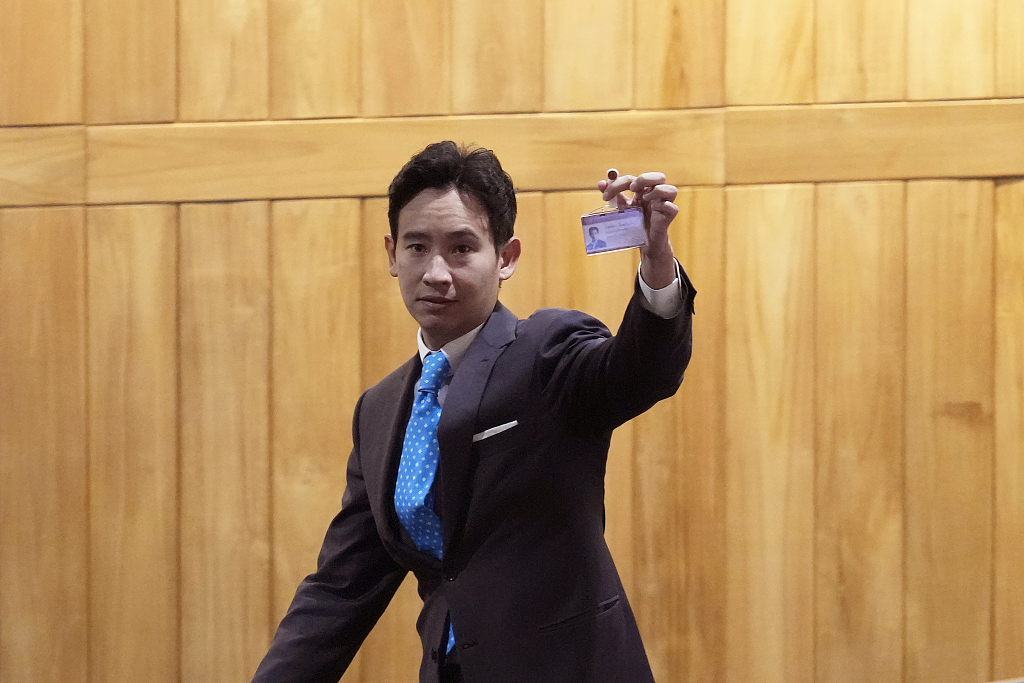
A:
[471, 419, 521, 459]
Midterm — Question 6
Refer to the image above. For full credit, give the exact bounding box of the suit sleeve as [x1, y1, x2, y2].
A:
[537, 261, 696, 430]
[251, 393, 408, 683]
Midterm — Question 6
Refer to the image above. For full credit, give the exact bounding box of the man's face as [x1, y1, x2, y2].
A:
[386, 187, 520, 350]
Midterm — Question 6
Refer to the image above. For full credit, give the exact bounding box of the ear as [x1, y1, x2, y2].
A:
[497, 237, 521, 282]
[384, 234, 398, 277]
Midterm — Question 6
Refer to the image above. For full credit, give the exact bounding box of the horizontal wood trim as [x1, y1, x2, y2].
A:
[727, 99, 1024, 184]
[5, 101, 1022, 207]
[0, 126, 85, 206]
[86, 110, 724, 203]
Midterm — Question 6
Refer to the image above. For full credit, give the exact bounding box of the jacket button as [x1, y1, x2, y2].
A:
[443, 568, 457, 581]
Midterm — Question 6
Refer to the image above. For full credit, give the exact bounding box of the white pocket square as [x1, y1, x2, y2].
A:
[472, 420, 518, 442]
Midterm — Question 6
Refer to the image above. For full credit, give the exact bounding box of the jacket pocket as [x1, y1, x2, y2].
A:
[537, 595, 621, 634]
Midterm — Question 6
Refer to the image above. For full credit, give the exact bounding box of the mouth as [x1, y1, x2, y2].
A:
[418, 296, 456, 309]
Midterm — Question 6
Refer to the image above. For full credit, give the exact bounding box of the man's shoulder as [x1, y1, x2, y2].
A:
[358, 355, 418, 408]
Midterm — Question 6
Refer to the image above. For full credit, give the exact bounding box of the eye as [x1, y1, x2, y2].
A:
[453, 244, 473, 255]
[406, 243, 426, 253]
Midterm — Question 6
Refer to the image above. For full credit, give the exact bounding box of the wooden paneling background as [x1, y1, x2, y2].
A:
[0, 1, 1021, 682]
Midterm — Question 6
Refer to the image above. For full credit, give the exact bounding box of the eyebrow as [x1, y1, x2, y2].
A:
[400, 229, 483, 243]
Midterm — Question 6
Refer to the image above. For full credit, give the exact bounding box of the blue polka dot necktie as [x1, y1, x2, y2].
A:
[395, 352, 457, 653]
[395, 351, 450, 561]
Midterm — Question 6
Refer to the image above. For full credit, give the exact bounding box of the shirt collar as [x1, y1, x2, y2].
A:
[416, 321, 486, 376]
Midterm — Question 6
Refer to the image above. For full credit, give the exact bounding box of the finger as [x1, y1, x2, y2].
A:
[636, 183, 678, 204]
[629, 172, 668, 194]
[601, 174, 637, 201]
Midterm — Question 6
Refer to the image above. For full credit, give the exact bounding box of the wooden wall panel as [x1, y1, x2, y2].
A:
[636, 0, 725, 108]
[907, 0, 995, 100]
[0, 126, 85, 207]
[816, 0, 906, 102]
[994, 179, 1024, 678]
[361, 0, 450, 117]
[726, 100, 1024, 185]
[633, 187, 725, 683]
[725, 0, 815, 104]
[87, 110, 724, 204]
[815, 183, 904, 683]
[544, 0, 633, 112]
[543, 190, 640, 596]
[269, 0, 360, 119]
[355, 196, 421, 683]
[451, 0, 543, 114]
[0, 207, 87, 683]
[179, 0, 269, 121]
[725, 185, 815, 683]
[997, 0, 1024, 96]
[271, 199, 362, 622]
[495, 192, 545, 318]
[0, 0, 82, 124]
[85, 0, 176, 123]
[87, 205, 179, 683]
[905, 180, 993, 683]
[179, 202, 272, 683]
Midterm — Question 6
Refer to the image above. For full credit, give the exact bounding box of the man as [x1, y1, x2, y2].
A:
[586, 225, 607, 251]
[252, 141, 695, 683]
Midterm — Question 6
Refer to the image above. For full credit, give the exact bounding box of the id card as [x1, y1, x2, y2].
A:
[581, 206, 647, 255]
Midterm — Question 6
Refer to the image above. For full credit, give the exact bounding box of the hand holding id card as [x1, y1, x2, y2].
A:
[581, 169, 648, 255]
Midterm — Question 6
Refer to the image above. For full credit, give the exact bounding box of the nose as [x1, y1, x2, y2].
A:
[423, 254, 452, 286]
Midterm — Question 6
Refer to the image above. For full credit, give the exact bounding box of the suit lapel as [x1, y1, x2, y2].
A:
[436, 303, 518, 559]
[371, 355, 421, 551]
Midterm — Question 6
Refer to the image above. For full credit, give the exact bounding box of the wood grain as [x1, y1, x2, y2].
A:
[0, 0, 82, 124]
[179, 201, 272, 683]
[815, 183, 904, 683]
[997, 0, 1024, 96]
[268, 0, 360, 119]
[905, 180, 994, 683]
[270, 199, 362, 622]
[0, 207, 87, 683]
[636, 0, 725, 108]
[0, 126, 85, 207]
[494, 192, 545, 319]
[544, 0, 633, 112]
[726, 100, 1024, 184]
[543, 190, 641, 597]
[994, 179, 1024, 678]
[815, 0, 906, 102]
[86, 110, 724, 204]
[360, 0, 450, 117]
[355, 196, 422, 682]
[725, 185, 815, 683]
[907, 0, 995, 99]
[725, 0, 815, 104]
[178, 0, 269, 121]
[84, 0, 176, 123]
[451, 0, 543, 114]
[633, 187, 725, 683]
[87, 204, 179, 683]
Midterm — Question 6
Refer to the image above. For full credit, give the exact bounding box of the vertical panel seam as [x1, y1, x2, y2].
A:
[989, 180, 998, 681]
[175, 202, 184, 683]
[82, 205, 92, 683]
[266, 200, 276, 643]
[810, 182, 819, 683]
[901, 179, 909, 683]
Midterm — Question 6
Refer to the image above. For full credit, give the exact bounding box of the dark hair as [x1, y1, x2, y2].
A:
[589, 226, 600, 237]
[388, 141, 516, 250]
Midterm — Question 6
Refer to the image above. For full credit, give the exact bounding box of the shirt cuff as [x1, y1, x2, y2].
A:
[638, 261, 686, 318]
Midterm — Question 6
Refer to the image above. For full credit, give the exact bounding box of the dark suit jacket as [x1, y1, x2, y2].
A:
[252, 273, 695, 683]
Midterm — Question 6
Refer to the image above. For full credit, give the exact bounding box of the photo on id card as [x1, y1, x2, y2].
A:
[581, 206, 647, 255]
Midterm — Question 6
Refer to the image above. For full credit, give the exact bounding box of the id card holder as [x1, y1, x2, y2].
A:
[580, 205, 646, 255]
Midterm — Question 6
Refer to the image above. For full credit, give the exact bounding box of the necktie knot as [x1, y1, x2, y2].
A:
[419, 352, 449, 396]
